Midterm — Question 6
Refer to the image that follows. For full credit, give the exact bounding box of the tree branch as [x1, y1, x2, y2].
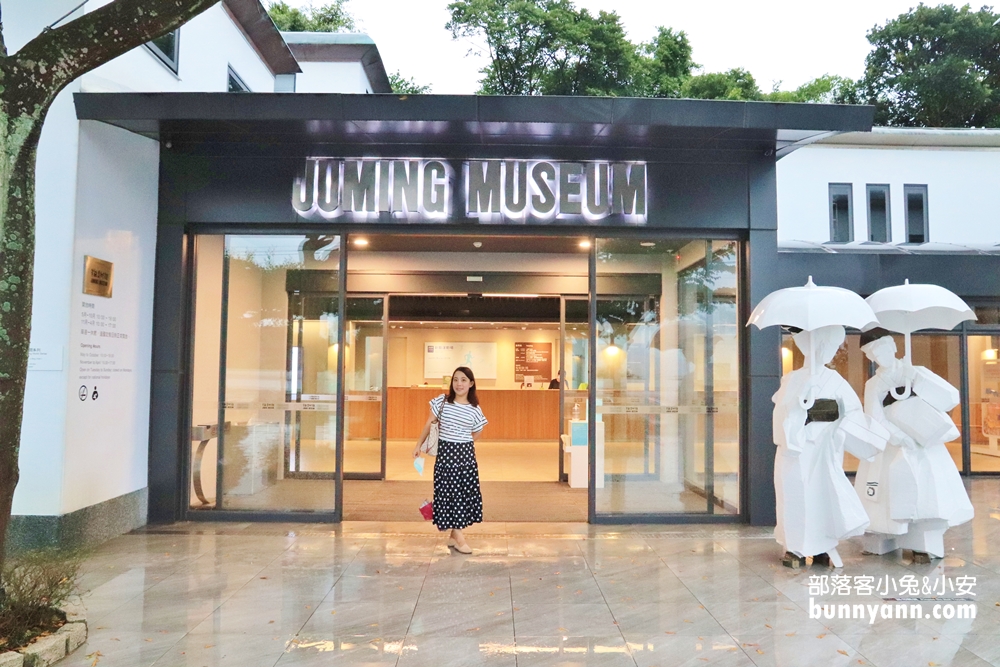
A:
[5, 0, 219, 116]
[0, 5, 7, 57]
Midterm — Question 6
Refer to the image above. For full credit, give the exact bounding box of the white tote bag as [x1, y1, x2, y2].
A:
[418, 420, 439, 456]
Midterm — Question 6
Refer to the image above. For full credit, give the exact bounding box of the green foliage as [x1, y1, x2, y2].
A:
[0, 549, 82, 651]
[389, 71, 432, 95]
[543, 8, 639, 96]
[447, 0, 571, 95]
[267, 1, 357, 32]
[448, 0, 850, 102]
[636, 27, 696, 98]
[852, 3, 1000, 126]
[448, 0, 700, 96]
[763, 74, 857, 103]
[682, 68, 761, 101]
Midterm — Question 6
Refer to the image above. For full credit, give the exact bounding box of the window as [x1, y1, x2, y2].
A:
[146, 29, 180, 73]
[866, 184, 891, 242]
[227, 66, 250, 93]
[828, 183, 853, 242]
[904, 184, 929, 243]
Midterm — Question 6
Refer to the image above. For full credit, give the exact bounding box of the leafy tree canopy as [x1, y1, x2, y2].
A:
[842, 3, 1000, 126]
[681, 68, 760, 101]
[447, 0, 697, 96]
[389, 71, 432, 94]
[637, 27, 697, 98]
[447, 0, 846, 102]
[268, 1, 357, 32]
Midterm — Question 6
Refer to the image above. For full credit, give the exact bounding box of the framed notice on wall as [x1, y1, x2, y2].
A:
[424, 342, 498, 379]
[515, 342, 552, 383]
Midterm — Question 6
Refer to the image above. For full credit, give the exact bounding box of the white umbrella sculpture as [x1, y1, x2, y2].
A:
[748, 276, 880, 406]
[865, 279, 976, 399]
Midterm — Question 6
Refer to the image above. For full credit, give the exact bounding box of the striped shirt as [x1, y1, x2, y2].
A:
[430, 394, 488, 442]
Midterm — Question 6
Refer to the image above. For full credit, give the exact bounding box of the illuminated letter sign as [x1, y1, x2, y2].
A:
[464, 160, 645, 222]
[293, 158, 452, 221]
[293, 158, 646, 223]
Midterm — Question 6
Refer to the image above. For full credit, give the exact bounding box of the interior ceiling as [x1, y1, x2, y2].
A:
[387, 322, 560, 330]
[347, 234, 710, 255]
[348, 235, 589, 254]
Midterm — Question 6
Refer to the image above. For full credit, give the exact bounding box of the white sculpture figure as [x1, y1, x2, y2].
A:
[773, 325, 889, 568]
[855, 330, 974, 562]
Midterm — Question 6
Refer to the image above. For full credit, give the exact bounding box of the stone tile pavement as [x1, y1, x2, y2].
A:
[57, 479, 1000, 666]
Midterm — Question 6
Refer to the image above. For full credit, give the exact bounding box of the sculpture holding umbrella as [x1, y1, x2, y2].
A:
[854, 280, 975, 562]
[749, 277, 889, 568]
[865, 279, 976, 399]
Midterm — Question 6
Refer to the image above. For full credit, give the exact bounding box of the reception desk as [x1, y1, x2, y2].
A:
[386, 387, 560, 440]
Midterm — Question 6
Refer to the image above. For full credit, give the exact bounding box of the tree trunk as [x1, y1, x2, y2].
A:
[0, 0, 220, 574]
[0, 110, 42, 562]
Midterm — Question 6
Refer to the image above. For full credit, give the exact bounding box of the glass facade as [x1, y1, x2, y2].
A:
[187, 233, 744, 521]
[190, 235, 341, 514]
[968, 335, 1000, 472]
[594, 239, 739, 516]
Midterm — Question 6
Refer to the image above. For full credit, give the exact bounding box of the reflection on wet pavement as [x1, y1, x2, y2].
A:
[58, 479, 1000, 666]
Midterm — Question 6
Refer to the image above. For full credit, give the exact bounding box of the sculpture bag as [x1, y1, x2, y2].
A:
[419, 420, 439, 457]
[886, 395, 960, 447]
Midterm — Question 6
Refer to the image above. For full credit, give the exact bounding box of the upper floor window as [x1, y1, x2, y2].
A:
[146, 29, 180, 74]
[828, 183, 853, 243]
[227, 66, 250, 93]
[866, 184, 891, 243]
[904, 184, 929, 243]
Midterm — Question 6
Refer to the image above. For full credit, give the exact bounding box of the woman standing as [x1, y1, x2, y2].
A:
[413, 366, 487, 554]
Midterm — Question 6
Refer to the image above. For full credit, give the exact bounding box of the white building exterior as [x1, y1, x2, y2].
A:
[8, 2, 1000, 548]
[777, 128, 1000, 252]
[8, 0, 390, 548]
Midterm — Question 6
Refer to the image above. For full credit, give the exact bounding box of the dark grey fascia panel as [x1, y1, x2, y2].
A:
[74, 93, 874, 151]
[773, 252, 1000, 298]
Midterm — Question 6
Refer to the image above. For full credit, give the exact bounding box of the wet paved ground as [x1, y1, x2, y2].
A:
[59, 479, 1000, 666]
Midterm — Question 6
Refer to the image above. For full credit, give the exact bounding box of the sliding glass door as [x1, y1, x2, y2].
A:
[593, 238, 740, 519]
[189, 234, 342, 517]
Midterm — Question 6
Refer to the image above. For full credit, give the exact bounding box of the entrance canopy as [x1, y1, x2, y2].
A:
[75, 93, 873, 157]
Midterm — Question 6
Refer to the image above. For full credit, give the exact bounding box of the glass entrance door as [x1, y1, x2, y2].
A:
[286, 292, 340, 479]
[189, 234, 342, 516]
[344, 297, 387, 478]
[593, 238, 740, 518]
[561, 298, 590, 484]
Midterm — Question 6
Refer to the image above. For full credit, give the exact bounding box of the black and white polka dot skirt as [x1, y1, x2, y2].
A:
[432, 439, 483, 530]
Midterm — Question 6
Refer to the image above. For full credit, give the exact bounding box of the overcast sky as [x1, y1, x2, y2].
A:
[281, 0, 935, 94]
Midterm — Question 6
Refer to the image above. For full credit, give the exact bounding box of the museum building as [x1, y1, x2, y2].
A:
[10, 0, 1000, 549]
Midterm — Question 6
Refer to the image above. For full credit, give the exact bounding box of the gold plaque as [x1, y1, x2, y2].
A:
[83, 256, 114, 298]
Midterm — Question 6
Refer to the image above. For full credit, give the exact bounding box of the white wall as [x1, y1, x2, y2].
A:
[7, 2, 275, 93]
[388, 328, 561, 390]
[777, 144, 1000, 246]
[13, 83, 82, 517]
[295, 61, 371, 94]
[60, 121, 160, 514]
[80, 3, 276, 93]
[11, 1, 277, 518]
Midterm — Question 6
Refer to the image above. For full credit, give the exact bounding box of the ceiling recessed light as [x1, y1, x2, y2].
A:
[579, 240, 591, 249]
[473, 241, 483, 248]
[640, 242, 656, 247]
[353, 238, 369, 247]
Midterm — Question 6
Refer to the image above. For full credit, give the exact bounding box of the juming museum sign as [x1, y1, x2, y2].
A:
[292, 159, 647, 224]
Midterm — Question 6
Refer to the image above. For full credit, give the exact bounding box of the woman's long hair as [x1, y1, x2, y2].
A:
[446, 366, 480, 407]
